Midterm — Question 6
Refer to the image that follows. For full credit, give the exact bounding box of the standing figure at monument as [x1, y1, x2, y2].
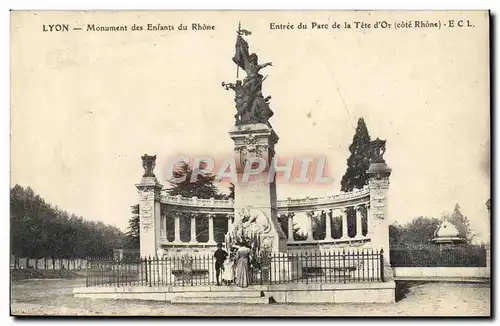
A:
[222, 251, 236, 285]
[234, 244, 251, 288]
[213, 243, 228, 286]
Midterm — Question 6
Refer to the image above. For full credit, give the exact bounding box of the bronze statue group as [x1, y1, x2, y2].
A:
[223, 27, 274, 127]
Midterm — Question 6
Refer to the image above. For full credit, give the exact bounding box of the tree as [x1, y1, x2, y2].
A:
[164, 161, 227, 243]
[225, 183, 235, 200]
[444, 204, 474, 244]
[323, 117, 374, 239]
[340, 117, 373, 192]
[165, 161, 223, 199]
[10, 184, 126, 263]
[277, 215, 307, 241]
[389, 216, 442, 247]
[125, 205, 140, 249]
[309, 213, 357, 240]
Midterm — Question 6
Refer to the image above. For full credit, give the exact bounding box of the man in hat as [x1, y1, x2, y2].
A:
[213, 243, 228, 286]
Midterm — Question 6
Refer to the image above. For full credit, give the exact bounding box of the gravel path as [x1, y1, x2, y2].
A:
[10, 278, 491, 316]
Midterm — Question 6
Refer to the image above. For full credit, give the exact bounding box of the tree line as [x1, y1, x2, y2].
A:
[11, 185, 125, 260]
[390, 203, 476, 247]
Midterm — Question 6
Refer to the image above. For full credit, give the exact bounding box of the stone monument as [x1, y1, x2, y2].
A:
[136, 154, 163, 258]
[223, 24, 286, 253]
[366, 138, 393, 280]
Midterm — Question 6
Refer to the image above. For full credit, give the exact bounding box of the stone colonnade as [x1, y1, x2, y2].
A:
[159, 212, 234, 245]
[283, 203, 369, 241]
[157, 203, 369, 245]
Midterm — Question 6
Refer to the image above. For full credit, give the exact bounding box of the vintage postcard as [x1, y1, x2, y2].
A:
[10, 10, 490, 317]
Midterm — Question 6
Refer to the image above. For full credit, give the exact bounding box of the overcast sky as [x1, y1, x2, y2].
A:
[11, 11, 490, 241]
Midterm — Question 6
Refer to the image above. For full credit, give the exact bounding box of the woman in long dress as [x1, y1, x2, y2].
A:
[234, 246, 251, 288]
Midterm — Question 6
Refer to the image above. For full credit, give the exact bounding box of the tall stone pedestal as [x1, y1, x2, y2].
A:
[229, 123, 287, 253]
[367, 162, 393, 281]
[136, 176, 163, 258]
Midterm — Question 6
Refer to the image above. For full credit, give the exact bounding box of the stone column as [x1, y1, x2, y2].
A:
[287, 213, 295, 242]
[227, 215, 232, 230]
[306, 211, 315, 241]
[174, 212, 181, 243]
[367, 142, 393, 281]
[341, 209, 349, 240]
[189, 214, 197, 243]
[160, 213, 168, 242]
[356, 205, 364, 238]
[365, 204, 370, 237]
[367, 166, 391, 250]
[325, 210, 332, 241]
[159, 213, 164, 239]
[136, 155, 163, 258]
[208, 214, 216, 244]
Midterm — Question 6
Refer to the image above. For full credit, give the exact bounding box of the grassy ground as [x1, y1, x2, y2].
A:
[10, 278, 491, 317]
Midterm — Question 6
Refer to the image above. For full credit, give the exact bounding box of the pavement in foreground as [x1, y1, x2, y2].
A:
[10, 278, 491, 317]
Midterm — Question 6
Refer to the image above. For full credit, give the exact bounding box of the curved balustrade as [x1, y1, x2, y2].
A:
[277, 187, 370, 212]
[160, 192, 234, 214]
[161, 192, 234, 208]
[160, 187, 369, 213]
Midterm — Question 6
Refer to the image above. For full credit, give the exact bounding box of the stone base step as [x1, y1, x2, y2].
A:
[171, 295, 268, 304]
[173, 290, 263, 298]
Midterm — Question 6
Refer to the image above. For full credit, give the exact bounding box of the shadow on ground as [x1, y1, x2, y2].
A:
[395, 281, 413, 302]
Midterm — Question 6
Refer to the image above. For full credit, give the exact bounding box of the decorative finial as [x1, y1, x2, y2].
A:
[370, 138, 387, 164]
[141, 154, 157, 177]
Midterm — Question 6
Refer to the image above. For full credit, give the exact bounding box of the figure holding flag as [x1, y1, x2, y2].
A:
[223, 23, 274, 126]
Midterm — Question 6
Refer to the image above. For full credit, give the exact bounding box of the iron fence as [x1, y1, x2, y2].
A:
[85, 248, 384, 287]
[10, 256, 87, 270]
[390, 244, 487, 267]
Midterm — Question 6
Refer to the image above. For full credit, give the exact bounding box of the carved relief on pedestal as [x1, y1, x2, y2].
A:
[369, 177, 389, 220]
[232, 207, 272, 236]
[139, 188, 154, 231]
[370, 203, 385, 220]
[234, 134, 270, 169]
[139, 188, 155, 202]
[370, 177, 390, 190]
[153, 187, 162, 201]
[140, 202, 153, 231]
[226, 206, 276, 252]
[260, 236, 274, 251]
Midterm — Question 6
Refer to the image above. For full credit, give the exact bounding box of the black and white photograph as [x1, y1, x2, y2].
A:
[9, 10, 491, 316]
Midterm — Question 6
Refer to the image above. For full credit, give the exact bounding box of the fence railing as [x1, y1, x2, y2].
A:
[10, 256, 87, 270]
[86, 248, 384, 287]
[390, 244, 487, 267]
